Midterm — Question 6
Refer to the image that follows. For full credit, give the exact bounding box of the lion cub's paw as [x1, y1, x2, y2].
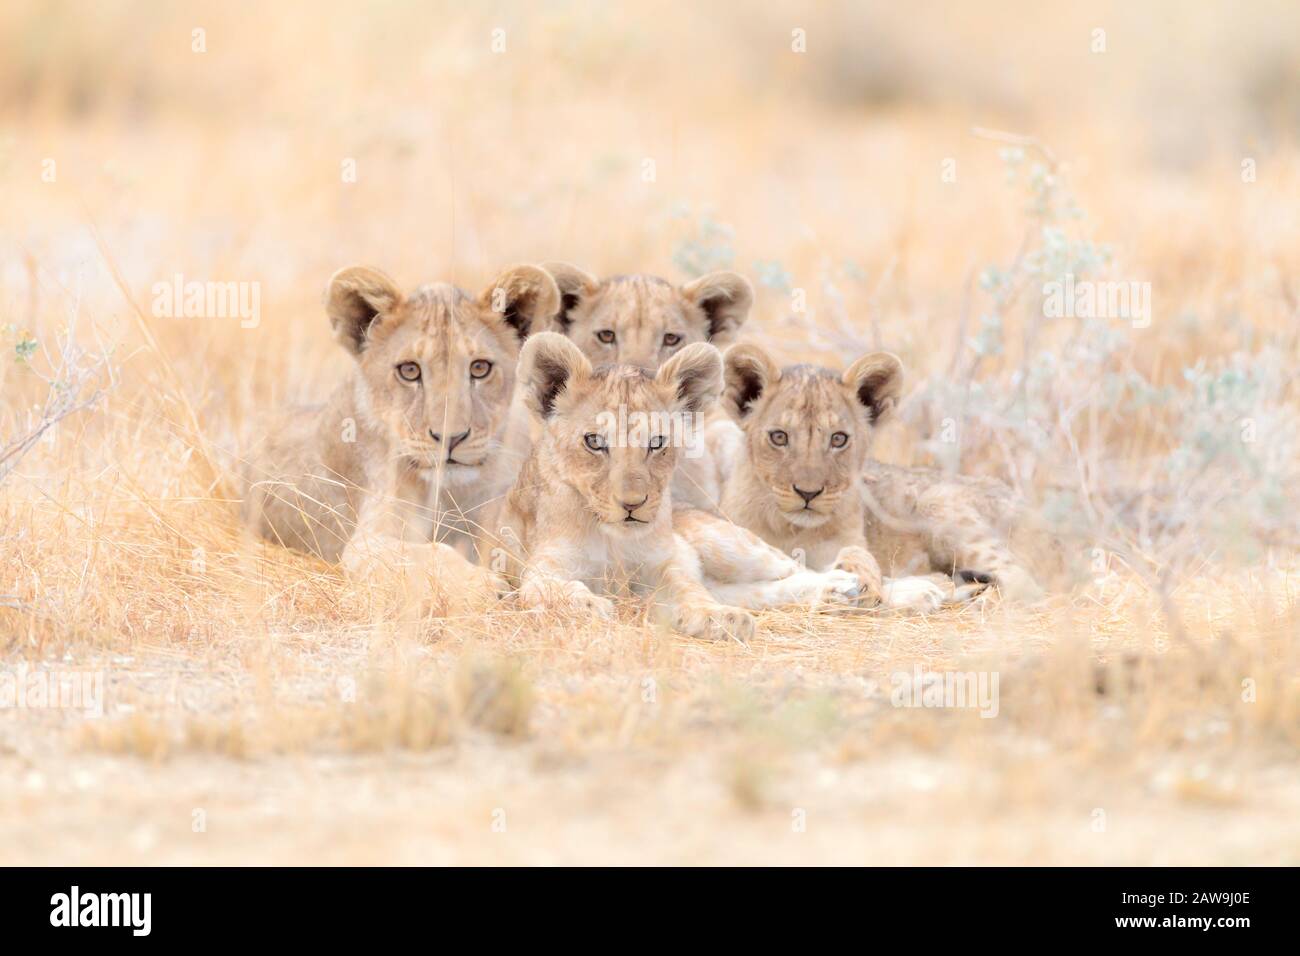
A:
[830, 562, 883, 606]
[430, 555, 508, 592]
[520, 579, 615, 620]
[880, 575, 946, 613]
[431, 564, 511, 613]
[673, 602, 755, 642]
[992, 566, 1045, 603]
[948, 581, 989, 604]
[573, 588, 616, 619]
[830, 547, 884, 606]
[470, 566, 511, 600]
[816, 568, 865, 606]
[554, 581, 614, 619]
[755, 569, 859, 607]
[942, 570, 992, 605]
[341, 535, 433, 581]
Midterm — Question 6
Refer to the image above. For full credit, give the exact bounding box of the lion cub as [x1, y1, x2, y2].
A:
[488, 333, 861, 641]
[541, 264, 751, 371]
[719, 343, 1039, 603]
[243, 264, 559, 600]
[539, 264, 752, 511]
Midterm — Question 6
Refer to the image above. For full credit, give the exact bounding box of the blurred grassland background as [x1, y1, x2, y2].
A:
[0, 0, 1298, 864]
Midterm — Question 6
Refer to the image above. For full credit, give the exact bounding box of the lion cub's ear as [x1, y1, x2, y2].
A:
[480, 265, 562, 343]
[843, 352, 903, 424]
[656, 342, 723, 414]
[722, 342, 780, 420]
[327, 266, 404, 356]
[518, 332, 593, 420]
[540, 262, 599, 332]
[680, 272, 754, 345]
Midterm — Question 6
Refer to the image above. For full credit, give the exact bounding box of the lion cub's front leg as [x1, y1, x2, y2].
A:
[518, 574, 615, 619]
[341, 497, 505, 604]
[673, 510, 861, 609]
[516, 544, 615, 620]
[342, 534, 505, 606]
[656, 537, 755, 642]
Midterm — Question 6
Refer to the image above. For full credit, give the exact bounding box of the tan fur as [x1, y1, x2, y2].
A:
[540, 264, 752, 510]
[242, 264, 560, 603]
[486, 334, 862, 641]
[718, 343, 1041, 603]
[542, 264, 751, 369]
[719, 343, 894, 603]
[860, 460, 1044, 601]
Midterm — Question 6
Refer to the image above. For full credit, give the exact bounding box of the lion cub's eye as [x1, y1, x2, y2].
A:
[396, 362, 422, 383]
[662, 333, 682, 348]
[595, 330, 616, 345]
[648, 435, 667, 451]
[469, 359, 493, 380]
[768, 430, 789, 447]
[584, 433, 608, 452]
[830, 431, 850, 448]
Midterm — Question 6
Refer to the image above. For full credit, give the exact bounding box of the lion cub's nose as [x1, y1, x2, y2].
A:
[429, 429, 471, 453]
[622, 495, 649, 515]
[793, 485, 824, 505]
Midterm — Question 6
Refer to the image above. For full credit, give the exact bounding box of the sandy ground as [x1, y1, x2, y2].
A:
[4, 572, 1297, 865]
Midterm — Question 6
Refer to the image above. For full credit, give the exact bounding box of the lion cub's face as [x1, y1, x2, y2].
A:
[541, 264, 752, 372]
[723, 344, 903, 529]
[518, 332, 723, 536]
[327, 264, 559, 482]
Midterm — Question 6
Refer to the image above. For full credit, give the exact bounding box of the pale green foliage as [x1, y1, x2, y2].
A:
[8, 324, 38, 363]
[670, 204, 736, 278]
[911, 143, 1299, 578]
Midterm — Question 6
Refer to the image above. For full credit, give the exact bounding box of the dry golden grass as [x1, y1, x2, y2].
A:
[1, 0, 1298, 864]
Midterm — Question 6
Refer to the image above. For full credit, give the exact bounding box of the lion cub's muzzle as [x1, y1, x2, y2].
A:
[620, 494, 651, 523]
[597, 490, 660, 532]
[403, 427, 492, 471]
[777, 483, 842, 526]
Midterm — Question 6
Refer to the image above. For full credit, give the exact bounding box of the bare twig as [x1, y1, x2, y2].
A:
[971, 126, 1060, 170]
[0, 283, 113, 485]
